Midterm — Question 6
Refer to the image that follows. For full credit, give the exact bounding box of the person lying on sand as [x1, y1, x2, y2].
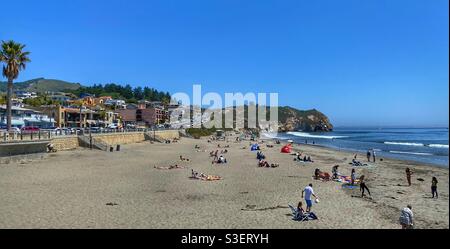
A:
[154, 164, 186, 170]
[258, 160, 279, 168]
[258, 160, 270, 167]
[350, 159, 367, 166]
[191, 169, 222, 181]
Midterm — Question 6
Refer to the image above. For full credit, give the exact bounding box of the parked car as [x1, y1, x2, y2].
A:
[89, 127, 104, 133]
[53, 127, 71, 135]
[21, 126, 40, 133]
[107, 124, 118, 129]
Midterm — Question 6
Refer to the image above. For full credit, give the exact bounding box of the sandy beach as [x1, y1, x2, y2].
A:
[0, 135, 448, 229]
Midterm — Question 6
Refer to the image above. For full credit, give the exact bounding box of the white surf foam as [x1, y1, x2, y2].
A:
[389, 151, 433, 156]
[384, 142, 424, 147]
[428, 144, 449, 149]
[286, 132, 348, 139]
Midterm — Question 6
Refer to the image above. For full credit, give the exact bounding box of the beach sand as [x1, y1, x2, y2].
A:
[0, 135, 448, 229]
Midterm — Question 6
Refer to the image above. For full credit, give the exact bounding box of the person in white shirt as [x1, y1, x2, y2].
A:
[301, 183, 318, 213]
[399, 205, 414, 229]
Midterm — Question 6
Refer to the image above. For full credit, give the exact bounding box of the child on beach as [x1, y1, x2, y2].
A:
[432, 177, 438, 198]
[351, 169, 356, 186]
[406, 168, 413, 186]
[332, 165, 340, 179]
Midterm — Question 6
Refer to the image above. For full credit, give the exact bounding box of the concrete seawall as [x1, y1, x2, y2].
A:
[0, 141, 50, 157]
[51, 130, 180, 151]
[1, 130, 181, 156]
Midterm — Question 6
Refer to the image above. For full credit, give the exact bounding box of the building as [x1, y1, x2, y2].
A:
[14, 91, 37, 100]
[116, 106, 168, 128]
[0, 105, 55, 128]
[37, 105, 120, 128]
[104, 99, 126, 109]
[50, 95, 72, 102]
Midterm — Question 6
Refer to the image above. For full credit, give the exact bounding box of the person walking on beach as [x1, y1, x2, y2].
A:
[366, 150, 371, 162]
[399, 205, 414, 229]
[302, 183, 318, 213]
[372, 149, 376, 162]
[359, 175, 371, 197]
[431, 177, 438, 198]
[406, 168, 413, 186]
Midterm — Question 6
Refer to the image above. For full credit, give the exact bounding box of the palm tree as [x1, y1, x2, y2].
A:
[0, 41, 31, 131]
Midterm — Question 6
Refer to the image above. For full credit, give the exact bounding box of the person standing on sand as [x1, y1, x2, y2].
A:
[431, 177, 438, 198]
[399, 205, 414, 229]
[302, 183, 318, 213]
[351, 169, 356, 186]
[372, 149, 376, 162]
[406, 168, 413, 186]
[359, 175, 371, 197]
[366, 150, 371, 162]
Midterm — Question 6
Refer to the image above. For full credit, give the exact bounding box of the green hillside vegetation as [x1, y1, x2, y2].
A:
[67, 83, 171, 103]
[0, 78, 81, 92]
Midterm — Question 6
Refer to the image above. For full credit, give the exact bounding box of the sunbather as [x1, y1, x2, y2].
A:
[258, 160, 270, 167]
[155, 164, 185, 170]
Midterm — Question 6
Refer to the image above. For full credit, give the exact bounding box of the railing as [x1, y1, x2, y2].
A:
[0, 127, 180, 143]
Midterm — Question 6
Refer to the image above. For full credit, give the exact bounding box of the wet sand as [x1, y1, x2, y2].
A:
[0, 136, 448, 228]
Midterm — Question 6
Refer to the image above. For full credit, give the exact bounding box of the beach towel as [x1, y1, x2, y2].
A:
[341, 184, 358, 189]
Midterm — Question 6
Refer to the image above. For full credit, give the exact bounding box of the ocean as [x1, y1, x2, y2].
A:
[267, 127, 449, 168]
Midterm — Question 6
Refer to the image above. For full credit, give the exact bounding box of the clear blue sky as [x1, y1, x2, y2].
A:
[1, 0, 448, 127]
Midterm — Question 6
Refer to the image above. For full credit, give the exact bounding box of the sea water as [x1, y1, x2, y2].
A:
[270, 127, 449, 168]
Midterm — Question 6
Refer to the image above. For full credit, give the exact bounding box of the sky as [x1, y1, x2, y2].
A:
[1, 0, 448, 127]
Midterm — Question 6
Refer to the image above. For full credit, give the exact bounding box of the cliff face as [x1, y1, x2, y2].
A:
[277, 107, 333, 132]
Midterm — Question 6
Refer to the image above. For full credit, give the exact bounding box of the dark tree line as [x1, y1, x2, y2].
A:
[68, 83, 171, 103]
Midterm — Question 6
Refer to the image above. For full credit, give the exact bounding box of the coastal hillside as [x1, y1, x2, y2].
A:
[278, 106, 333, 132]
[0, 78, 81, 93]
[195, 105, 333, 133]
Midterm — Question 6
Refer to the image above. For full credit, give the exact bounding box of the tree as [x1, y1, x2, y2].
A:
[0, 40, 31, 130]
[133, 86, 144, 100]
